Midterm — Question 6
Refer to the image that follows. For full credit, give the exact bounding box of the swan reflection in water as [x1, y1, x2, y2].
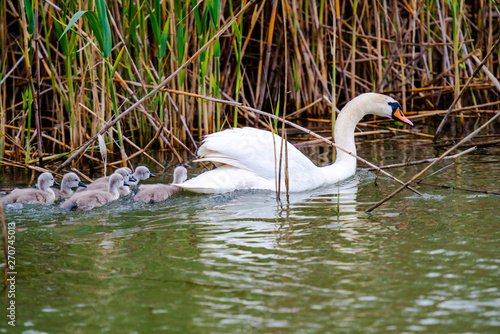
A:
[195, 175, 362, 263]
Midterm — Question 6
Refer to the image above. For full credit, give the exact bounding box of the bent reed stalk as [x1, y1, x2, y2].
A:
[0, 0, 499, 175]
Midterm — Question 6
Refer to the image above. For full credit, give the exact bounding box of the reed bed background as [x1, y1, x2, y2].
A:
[1, 0, 499, 172]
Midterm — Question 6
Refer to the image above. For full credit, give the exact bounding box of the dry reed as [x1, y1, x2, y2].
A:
[0, 0, 498, 173]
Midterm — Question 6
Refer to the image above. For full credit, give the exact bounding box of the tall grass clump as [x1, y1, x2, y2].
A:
[0, 0, 498, 171]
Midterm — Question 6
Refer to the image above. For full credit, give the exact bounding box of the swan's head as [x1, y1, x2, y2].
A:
[349, 93, 414, 126]
[38, 172, 60, 190]
[62, 172, 87, 188]
[109, 173, 127, 191]
[116, 167, 137, 183]
[134, 166, 155, 180]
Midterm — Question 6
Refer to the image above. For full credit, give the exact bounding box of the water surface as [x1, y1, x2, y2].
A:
[1, 140, 499, 333]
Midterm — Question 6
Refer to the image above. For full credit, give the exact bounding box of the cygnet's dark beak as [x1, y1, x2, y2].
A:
[78, 181, 87, 188]
[389, 102, 414, 126]
[124, 182, 130, 187]
[53, 180, 61, 186]
[150, 172, 156, 177]
[128, 175, 137, 182]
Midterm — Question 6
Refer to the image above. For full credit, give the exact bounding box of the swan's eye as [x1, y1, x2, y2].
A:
[388, 101, 401, 114]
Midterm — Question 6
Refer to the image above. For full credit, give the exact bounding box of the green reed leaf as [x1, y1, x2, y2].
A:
[96, 0, 112, 58]
[145, 0, 160, 42]
[59, 2, 112, 59]
[160, 20, 170, 59]
[110, 47, 125, 77]
[24, 0, 35, 35]
[54, 20, 68, 56]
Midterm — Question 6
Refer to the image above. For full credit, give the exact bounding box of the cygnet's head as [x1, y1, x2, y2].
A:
[38, 172, 59, 190]
[108, 173, 127, 191]
[134, 166, 155, 181]
[344, 93, 413, 126]
[172, 167, 188, 184]
[115, 167, 137, 183]
[62, 172, 87, 189]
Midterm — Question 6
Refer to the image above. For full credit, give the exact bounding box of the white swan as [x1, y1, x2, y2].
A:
[178, 93, 413, 194]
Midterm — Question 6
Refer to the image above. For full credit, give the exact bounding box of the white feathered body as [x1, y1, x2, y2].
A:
[179, 93, 410, 194]
[178, 128, 354, 193]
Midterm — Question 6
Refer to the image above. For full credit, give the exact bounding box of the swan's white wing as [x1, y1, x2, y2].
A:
[178, 166, 271, 193]
[197, 127, 317, 180]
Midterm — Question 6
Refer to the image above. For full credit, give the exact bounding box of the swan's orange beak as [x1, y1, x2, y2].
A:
[392, 107, 414, 126]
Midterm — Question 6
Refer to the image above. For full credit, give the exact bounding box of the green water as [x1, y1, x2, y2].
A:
[0, 141, 499, 333]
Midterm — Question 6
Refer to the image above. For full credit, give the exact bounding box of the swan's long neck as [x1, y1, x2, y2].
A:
[321, 102, 365, 181]
[38, 180, 56, 200]
[108, 182, 119, 195]
[334, 104, 364, 166]
[61, 179, 72, 194]
[38, 180, 52, 192]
